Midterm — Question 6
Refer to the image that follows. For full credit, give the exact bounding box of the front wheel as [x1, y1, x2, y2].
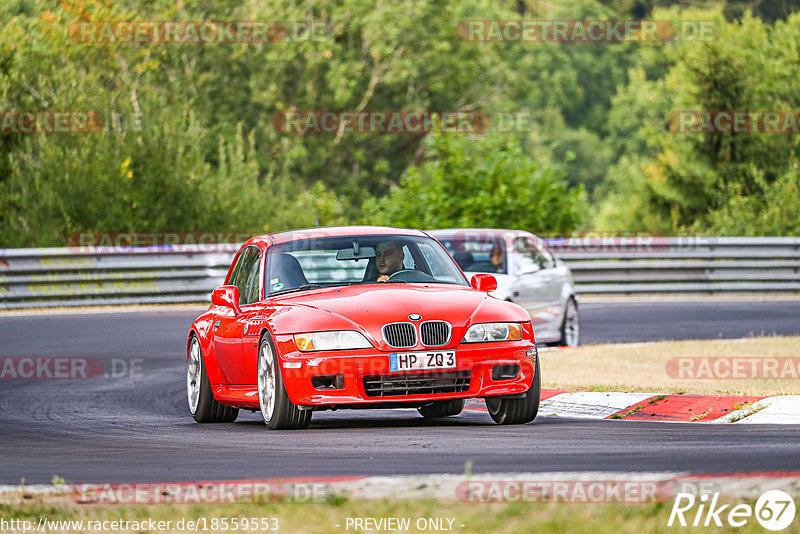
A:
[418, 398, 465, 418]
[485, 357, 540, 425]
[258, 334, 311, 430]
[187, 335, 238, 423]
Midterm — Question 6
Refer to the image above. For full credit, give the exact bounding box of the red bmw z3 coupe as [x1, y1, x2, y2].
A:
[187, 226, 540, 429]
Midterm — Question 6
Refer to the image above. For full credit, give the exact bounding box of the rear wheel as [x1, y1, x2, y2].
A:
[258, 334, 312, 430]
[187, 336, 239, 423]
[418, 399, 465, 418]
[485, 357, 540, 425]
[559, 298, 580, 347]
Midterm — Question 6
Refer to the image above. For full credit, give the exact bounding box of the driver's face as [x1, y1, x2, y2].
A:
[376, 243, 404, 275]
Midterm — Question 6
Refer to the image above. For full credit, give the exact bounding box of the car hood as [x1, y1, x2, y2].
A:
[263, 283, 530, 349]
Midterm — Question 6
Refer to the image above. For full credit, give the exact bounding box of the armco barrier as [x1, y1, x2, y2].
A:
[0, 246, 235, 310]
[552, 236, 800, 294]
[0, 237, 798, 309]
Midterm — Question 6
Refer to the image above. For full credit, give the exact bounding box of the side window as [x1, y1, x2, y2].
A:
[531, 240, 554, 270]
[513, 237, 553, 273]
[401, 245, 415, 270]
[418, 242, 459, 282]
[227, 250, 249, 288]
[540, 250, 556, 270]
[242, 250, 263, 304]
[228, 247, 261, 304]
[512, 237, 539, 274]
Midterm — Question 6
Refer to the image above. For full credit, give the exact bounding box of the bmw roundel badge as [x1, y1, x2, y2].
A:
[408, 313, 422, 321]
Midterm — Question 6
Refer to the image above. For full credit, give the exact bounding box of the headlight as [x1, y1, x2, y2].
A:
[294, 330, 372, 351]
[462, 322, 522, 343]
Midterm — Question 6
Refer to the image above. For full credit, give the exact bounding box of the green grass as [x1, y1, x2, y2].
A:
[543, 336, 800, 396]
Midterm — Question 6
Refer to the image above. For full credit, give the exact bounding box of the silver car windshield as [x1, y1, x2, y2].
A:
[265, 234, 469, 295]
[432, 232, 508, 275]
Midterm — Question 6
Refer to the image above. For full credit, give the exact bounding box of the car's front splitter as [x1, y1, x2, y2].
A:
[275, 341, 537, 407]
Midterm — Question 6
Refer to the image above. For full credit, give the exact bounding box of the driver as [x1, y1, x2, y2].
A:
[375, 241, 405, 282]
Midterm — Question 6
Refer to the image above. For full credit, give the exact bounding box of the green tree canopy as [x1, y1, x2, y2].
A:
[363, 133, 585, 232]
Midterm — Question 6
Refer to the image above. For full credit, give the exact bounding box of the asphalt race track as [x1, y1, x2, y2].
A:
[1, 300, 800, 484]
[579, 299, 800, 343]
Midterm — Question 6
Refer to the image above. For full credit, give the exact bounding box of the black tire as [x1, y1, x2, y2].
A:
[187, 336, 239, 423]
[258, 334, 312, 430]
[485, 357, 540, 425]
[558, 298, 580, 347]
[418, 398, 465, 418]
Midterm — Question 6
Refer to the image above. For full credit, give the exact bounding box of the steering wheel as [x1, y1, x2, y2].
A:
[387, 269, 437, 283]
[388, 269, 416, 280]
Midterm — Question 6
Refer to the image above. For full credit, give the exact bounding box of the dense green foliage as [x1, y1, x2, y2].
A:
[1, 0, 799, 246]
[593, 7, 800, 235]
[363, 133, 585, 231]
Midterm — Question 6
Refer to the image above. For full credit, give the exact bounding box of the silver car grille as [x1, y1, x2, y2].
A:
[420, 321, 451, 347]
[382, 322, 417, 348]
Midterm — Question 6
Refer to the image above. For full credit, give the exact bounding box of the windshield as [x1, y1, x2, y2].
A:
[432, 231, 509, 275]
[265, 234, 469, 295]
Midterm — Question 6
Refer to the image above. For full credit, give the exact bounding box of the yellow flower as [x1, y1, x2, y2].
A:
[121, 158, 130, 169]
[126, 171, 133, 179]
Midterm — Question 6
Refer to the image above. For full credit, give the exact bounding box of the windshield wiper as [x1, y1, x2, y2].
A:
[268, 284, 324, 296]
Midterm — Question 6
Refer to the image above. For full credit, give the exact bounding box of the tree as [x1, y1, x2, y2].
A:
[591, 7, 800, 235]
[362, 133, 585, 232]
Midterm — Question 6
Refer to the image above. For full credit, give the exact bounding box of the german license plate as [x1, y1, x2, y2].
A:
[389, 351, 456, 372]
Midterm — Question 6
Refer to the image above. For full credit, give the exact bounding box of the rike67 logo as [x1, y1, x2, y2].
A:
[668, 490, 796, 531]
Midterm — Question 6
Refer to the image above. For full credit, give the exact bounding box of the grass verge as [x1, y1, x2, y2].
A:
[541, 336, 800, 395]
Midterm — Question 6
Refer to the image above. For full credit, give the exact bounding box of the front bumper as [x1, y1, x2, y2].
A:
[273, 335, 537, 407]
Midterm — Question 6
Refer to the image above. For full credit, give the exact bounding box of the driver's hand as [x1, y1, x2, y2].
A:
[377, 274, 390, 282]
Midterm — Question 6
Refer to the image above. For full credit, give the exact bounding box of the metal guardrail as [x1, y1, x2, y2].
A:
[0, 246, 235, 310]
[0, 237, 798, 309]
[553, 236, 800, 294]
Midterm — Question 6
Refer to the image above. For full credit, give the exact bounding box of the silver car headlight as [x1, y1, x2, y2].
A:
[462, 322, 522, 343]
[294, 330, 372, 351]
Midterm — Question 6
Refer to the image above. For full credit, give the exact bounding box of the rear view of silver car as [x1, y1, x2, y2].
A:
[429, 229, 579, 347]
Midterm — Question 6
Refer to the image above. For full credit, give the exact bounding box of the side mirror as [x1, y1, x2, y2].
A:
[470, 273, 497, 292]
[211, 285, 241, 315]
